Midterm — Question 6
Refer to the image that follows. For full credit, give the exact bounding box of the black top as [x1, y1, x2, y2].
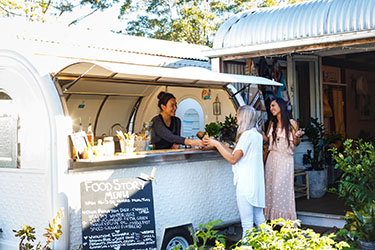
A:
[151, 114, 185, 149]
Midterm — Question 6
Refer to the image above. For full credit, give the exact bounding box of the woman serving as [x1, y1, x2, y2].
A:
[151, 92, 205, 150]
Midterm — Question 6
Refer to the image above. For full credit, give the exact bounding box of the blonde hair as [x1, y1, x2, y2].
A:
[237, 105, 258, 139]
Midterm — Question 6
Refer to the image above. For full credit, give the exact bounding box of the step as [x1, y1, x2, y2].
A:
[297, 211, 346, 228]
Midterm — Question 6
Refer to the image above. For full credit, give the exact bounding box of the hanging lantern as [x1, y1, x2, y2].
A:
[213, 95, 221, 116]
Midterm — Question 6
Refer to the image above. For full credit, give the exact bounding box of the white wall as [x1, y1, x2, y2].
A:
[0, 51, 68, 250]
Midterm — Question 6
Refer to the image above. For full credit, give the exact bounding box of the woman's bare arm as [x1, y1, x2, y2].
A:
[290, 119, 304, 146]
[203, 137, 243, 165]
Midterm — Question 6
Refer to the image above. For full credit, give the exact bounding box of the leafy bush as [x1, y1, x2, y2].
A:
[330, 139, 375, 212]
[330, 139, 375, 242]
[205, 122, 222, 138]
[188, 219, 349, 250]
[303, 118, 342, 170]
[188, 219, 225, 250]
[219, 114, 237, 143]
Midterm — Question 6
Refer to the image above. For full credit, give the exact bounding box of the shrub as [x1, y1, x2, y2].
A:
[302, 118, 342, 170]
[219, 114, 237, 143]
[205, 122, 222, 138]
[330, 139, 375, 242]
[189, 219, 349, 250]
[13, 209, 81, 250]
[188, 219, 225, 250]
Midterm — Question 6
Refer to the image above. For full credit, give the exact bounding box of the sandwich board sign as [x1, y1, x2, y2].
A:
[80, 178, 156, 250]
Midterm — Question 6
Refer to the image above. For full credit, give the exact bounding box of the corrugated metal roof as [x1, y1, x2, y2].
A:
[213, 0, 375, 50]
[0, 18, 210, 68]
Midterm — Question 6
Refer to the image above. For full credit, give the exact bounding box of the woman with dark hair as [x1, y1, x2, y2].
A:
[261, 98, 304, 221]
[151, 91, 205, 150]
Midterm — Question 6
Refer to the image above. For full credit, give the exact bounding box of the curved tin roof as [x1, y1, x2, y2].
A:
[212, 0, 375, 53]
[0, 18, 210, 69]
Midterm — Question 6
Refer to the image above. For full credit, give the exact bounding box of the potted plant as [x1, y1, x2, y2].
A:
[302, 118, 342, 198]
[219, 114, 237, 143]
[204, 122, 222, 139]
[330, 139, 375, 249]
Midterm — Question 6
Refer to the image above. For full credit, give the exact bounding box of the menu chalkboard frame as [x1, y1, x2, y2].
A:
[80, 177, 157, 250]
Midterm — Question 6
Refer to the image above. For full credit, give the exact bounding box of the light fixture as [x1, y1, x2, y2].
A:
[213, 95, 221, 120]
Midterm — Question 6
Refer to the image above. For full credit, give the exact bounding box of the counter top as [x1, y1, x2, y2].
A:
[69, 148, 221, 172]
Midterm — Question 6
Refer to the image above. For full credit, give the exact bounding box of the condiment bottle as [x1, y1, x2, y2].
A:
[87, 120, 94, 146]
[79, 117, 83, 132]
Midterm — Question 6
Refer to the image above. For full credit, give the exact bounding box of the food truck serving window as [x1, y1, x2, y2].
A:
[0, 91, 19, 168]
[176, 98, 204, 139]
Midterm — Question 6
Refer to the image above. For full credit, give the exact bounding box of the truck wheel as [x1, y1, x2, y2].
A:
[162, 227, 193, 250]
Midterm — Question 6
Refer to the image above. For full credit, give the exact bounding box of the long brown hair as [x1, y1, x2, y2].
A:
[271, 98, 292, 147]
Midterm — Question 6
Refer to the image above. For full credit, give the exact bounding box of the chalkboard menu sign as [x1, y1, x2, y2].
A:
[80, 178, 157, 250]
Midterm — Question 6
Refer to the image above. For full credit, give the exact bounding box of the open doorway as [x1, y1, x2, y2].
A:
[293, 56, 320, 128]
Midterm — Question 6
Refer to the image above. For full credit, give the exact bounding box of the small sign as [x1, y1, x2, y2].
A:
[70, 131, 89, 159]
[80, 178, 157, 250]
[323, 66, 340, 83]
[201, 89, 211, 100]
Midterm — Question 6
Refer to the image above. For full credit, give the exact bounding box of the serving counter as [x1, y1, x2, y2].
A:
[66, 148, 239, 250]
[69, 148, 220, 172]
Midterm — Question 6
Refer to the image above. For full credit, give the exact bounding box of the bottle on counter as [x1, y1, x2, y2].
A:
[87, 119, 94, 146]
[79, 117, 83, 132]
[142, 121, 153, 139]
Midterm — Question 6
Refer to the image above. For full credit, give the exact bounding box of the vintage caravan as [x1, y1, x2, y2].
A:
[0, 21, 280, 250]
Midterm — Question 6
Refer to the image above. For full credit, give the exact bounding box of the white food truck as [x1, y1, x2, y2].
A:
[0, 21, 281, 250]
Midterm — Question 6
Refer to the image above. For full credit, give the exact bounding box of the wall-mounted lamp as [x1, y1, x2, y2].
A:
[213, 95, 221, 121]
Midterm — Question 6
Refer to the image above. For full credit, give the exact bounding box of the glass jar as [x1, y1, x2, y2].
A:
[142, 121, 153, 139]
[103, 136, 115, 156]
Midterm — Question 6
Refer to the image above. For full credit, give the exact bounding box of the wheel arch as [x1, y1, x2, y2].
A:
[161, 224, 194, 250]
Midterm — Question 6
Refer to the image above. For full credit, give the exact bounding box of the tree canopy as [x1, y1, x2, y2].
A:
[1, 0, 307, 46]
[120, 0, 307, 46]
[0, 0, 119, 23]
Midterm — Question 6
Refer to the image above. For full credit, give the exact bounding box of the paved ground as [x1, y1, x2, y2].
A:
[296, 192, 351, 215]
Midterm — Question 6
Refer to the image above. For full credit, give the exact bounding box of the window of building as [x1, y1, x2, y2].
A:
[176, 98, 204, 138]
[0, 91, 19, 168]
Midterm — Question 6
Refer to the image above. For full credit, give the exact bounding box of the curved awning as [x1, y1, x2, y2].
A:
[55, 62, 282, 92]
[207, 0, 375, 58]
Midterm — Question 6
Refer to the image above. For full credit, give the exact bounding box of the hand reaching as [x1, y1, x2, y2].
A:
[192, 139, 205, 147]
[295, 129, 304, 138]
[203, 136, 218, 147]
